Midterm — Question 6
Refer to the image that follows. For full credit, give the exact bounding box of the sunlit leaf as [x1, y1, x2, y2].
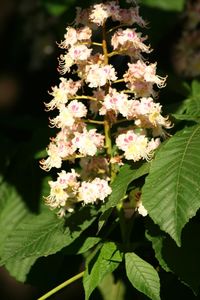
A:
[125, 252, 160, 300]
[102, 163, 150, 211]
[142, 125, 200, 246]
[1, 207, 97, 266]
[98, 273, 126, 300]
[184, 81, 200, 116]
[83, 242, 122, 300]
[0, 182, 31, 255]
[5, 257, 36, 282]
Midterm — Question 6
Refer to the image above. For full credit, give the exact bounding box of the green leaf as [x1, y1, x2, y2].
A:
[43, 0, 76, 16]
[1, 206, 97, 264]
[146, 218, 200, 294]
[0, 170, 54, 281]
[185, 81, 200, 117]
[142, 0, 185, 12]
[125, 252, 160, 300]
[142, 124, 200, 246]
[5, 257, 36, 282]
[44, 3, 67, 16]
[178, 81, 200, 118]
[98, 207, 113, 233]
[172, 114, 200, 122]
[0, 182, 31, 255]
[98, 163, 150, 232]
[76, 237, 101, 254]
[98, 273, 126, 300]
[102, 163, 150, 211]
[34, 149, 47, 159]
[0, 181, 37, 281]
[63, 236, 101, 255]
[146, 232, 170, 273]
[83, 242, 122, 300]
[191, 80, 200, 94]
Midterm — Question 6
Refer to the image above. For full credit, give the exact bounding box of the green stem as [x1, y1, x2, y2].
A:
[68, 95, 97, 101]
[122, 89, 135, 94]
[102, 27, 111, 154]
[108, 50, 126, 58]
[81, 41, 102, 46]
[108, 48, 130, 58]
[112, 79, 124, 84]
[102, 23, 108, 65]
[107, 51, 119, 57]
[84, 119, 104, 125]
[106, 24, 127, 34]
[104, 119, 112, 156]
[37, 271, 84, 300]
[92, 42, 103, 46]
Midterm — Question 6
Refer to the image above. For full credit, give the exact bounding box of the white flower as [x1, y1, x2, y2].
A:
[89, 3, 110, 26]
[78, 178, 112, 204]
[57, 169, 79, 188]
[50, 101, 87, 129]
[40, 128, 81, 171]
[40, 143, 62, 171]
[85, 64, 117, 88]
[45, 78, 81, 110]
[59, 27, 78, 48]
[137, 201, 148, 216]
[67, 100, 88, 118]
[45, 169, 80, 210]
[133, 97, 171, 130]
[77, 26, 92, 41]
[58, 45, 92, 75]
[72, 128, 104, 156]
[124, 61, 166, 97]
[58, 53, 74, 74]
[68, 44, 92, 61]
[116, 130, 160, 161]
[99, 88, 130, 117]
[111, 28, 150, 56]
[59, 26, 92, 49]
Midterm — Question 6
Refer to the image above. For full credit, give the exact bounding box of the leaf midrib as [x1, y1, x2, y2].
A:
[174, 126, 200, 236]
[126, 254, 159, 299]
[2, 219, 64, 262]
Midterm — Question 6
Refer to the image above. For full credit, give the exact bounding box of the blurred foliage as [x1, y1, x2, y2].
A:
[141, 0, 185, 11]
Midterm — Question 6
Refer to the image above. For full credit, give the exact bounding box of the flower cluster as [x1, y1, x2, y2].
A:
[116, 130, 160, 161]
[111, 28, 150, 59]
[124, 61, 166, 97]
[75, 2, 147, 27]
[41, 1, 170, 217]
[46, 169, 111, 216]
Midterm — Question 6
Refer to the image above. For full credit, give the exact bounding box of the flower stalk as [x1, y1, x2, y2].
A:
[37, 271, 84, 300]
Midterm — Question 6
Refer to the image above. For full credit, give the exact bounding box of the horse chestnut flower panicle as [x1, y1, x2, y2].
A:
[41, 1, 170, 217]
